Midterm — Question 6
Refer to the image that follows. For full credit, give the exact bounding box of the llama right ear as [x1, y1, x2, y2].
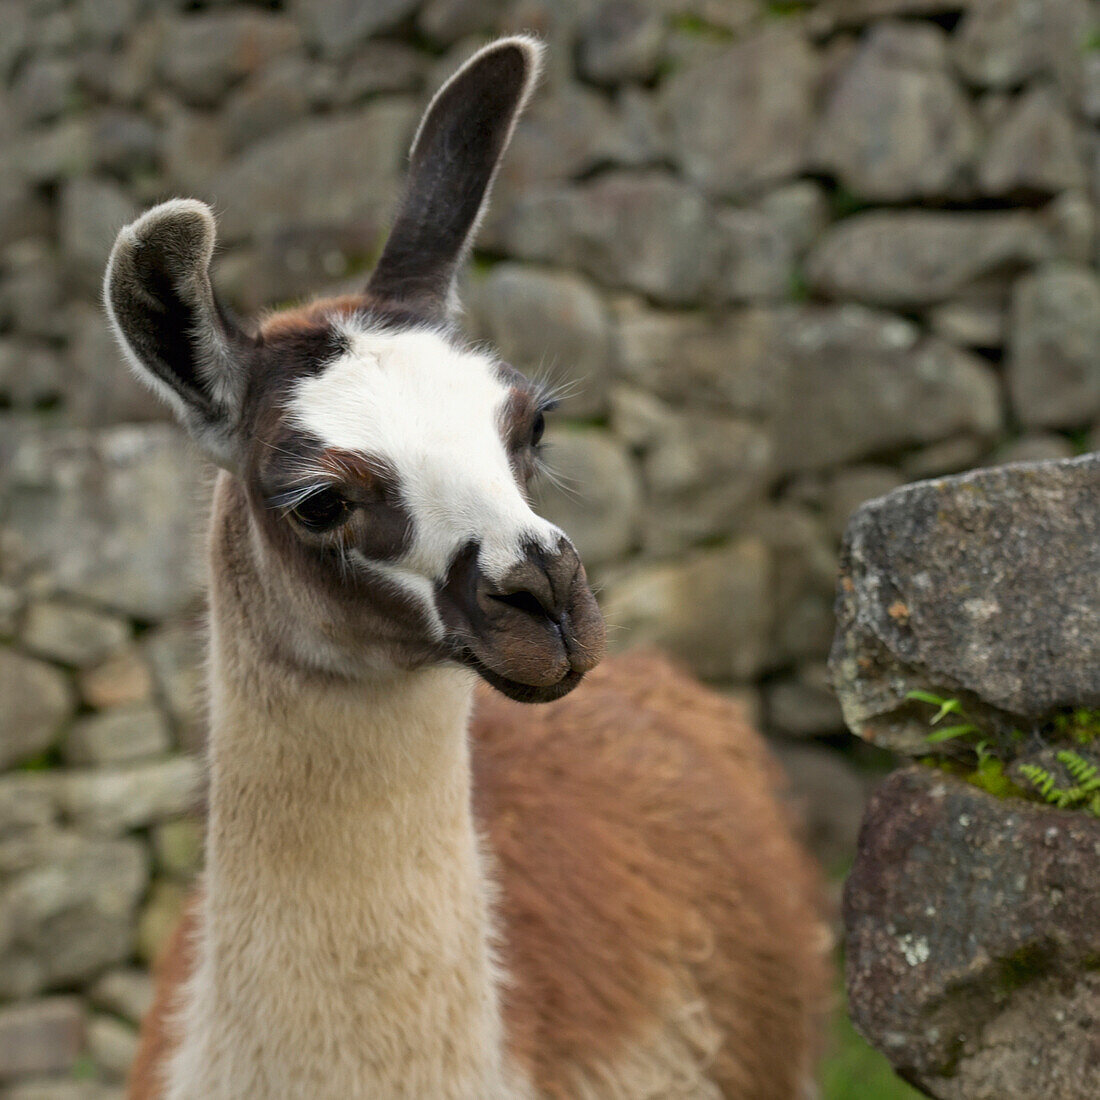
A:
[367, 36, 542, 316]
[104, 200, 256, 470]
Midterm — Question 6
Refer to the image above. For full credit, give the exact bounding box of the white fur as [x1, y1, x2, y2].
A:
[290, 322, 563, 590]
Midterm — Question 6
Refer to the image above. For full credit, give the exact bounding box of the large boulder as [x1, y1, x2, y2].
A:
[846, 767, 1100, 1100]
[831, 453, 1100, 754]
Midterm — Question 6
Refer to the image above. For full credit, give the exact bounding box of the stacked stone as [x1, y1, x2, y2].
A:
[0, 425, 207, 1095]
[1, 0, 1099, 1091]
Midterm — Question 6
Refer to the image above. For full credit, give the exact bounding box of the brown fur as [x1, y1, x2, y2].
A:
[129, 652, 828, 1099]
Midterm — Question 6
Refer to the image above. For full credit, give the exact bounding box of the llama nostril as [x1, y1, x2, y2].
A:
[489, 588, 559, 622]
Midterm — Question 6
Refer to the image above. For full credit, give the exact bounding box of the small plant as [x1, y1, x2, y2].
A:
[1017, 751, 1100, 817]
[906, 690, 979, 743]
[908, 692, 1100, 814]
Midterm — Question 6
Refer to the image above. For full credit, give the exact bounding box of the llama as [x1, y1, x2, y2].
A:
[106, 37, 829, 1100]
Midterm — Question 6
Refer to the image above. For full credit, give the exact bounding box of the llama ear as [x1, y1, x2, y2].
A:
[104, 200, 256, 469]
[367, 36, 542, 315]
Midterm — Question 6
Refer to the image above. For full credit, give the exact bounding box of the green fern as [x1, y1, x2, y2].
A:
[1017, 753, 1100, 817]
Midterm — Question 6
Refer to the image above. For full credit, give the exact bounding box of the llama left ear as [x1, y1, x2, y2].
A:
[104, 200, 257, 470]
[367, 36, 542, 316]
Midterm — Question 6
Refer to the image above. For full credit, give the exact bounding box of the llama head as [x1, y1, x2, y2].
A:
[104, 37, 605, 703]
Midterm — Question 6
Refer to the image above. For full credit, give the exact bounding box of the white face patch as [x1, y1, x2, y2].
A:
[289, 322, 562, 588]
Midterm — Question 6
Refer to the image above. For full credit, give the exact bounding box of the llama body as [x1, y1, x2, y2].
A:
[107, 37, 828, 1100]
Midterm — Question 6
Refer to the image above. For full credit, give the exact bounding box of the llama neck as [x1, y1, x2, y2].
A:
[169, 516, 512, 1099]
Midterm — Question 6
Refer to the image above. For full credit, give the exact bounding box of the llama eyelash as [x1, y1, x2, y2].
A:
[267, 481, 336, 516]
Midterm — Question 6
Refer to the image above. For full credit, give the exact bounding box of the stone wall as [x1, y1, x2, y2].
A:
[1, 0, 1098, 1094]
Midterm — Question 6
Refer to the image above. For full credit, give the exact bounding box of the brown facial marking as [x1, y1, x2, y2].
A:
[496, 369, 547, 488]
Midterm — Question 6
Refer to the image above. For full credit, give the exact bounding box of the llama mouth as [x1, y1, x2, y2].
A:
[455, 646, 586, 704]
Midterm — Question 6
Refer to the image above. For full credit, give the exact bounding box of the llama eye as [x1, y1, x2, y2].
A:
[530, 411, 546, 447]
[291, 488, 352, 533]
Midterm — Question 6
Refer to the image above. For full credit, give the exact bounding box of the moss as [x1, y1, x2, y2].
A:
[909, 693, 1100, 814]
[667, 14, 737, 41]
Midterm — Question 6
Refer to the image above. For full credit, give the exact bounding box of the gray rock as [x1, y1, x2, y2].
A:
[416, 0, 508, 44]
[1007, 264, 1100, 430]
[159, 12, 301, 107]
[927, 300, 1006, 350]
[766, 665, 846, 738]
[0, 837, 147, 996]
[87, 109, 160, 180]
[88, 968, 154, 1027]
[490, 172, 721, 305]
[291, 0, 422, 58]
[611, 378, 774, 546]
[831, 454, 1100, 755]
[0, 999, 84, 1084]
[845, 767, 1100, 1099]
[754, 181, 829, 257]
[0, 585, 22, 637]
[63, 704, 172, 767]
[979, 85, 1086, 196]
[661, 26, 816, 200]
[0, 170, 50, 252]
[1, 1080, 125, 1100]
[75, 0, 142, 46]
[489, 85, 660, 204]
[63, 305, 168, 428]
[714, 208, 795, 303]
[0, 243, 65, 340]
[143, 623, 205, 753]
[901, 435, 993, 480]
[602, 538, 772, 682]
[466, 264, 611, 418]
[530, 426, 641, 568]
[86, 1015, 136, 1081]
[160, 105, 228, 198]
[1044, 190, 1095, 266]
[209, 100, 417, 243]
[954, 0, 1092, 97]
[60, 757, 202, 835]
[769, 307, 1002, 475]
[21, 601, 130, 668]
[152, 819, 204, 880]
[577, 0, 666, 85]
[815, 22, 977, 201]
[772, 741, 867, 871]
[611, 303, 780, 415]
[824, 465, 906, 543]
[745, 503, 837, 670]
[0, 775, 62, 879]
[993, 434, 1076, 466]
[136, 878, 188, 966]
[80, 16, 162, 106]
[0, 650, 73, 770]
[0, 425, 206, 620]
[222, 57, 314, 152]
[7, 119, 94, 183]
[10, 58, 76, 127]
[0, 342, 65, 412]
[1083, 51, 1100, 122]
[335, 41, 427, 103]
[807, 210, 1049, 308]
[639, 414, 774, 555]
